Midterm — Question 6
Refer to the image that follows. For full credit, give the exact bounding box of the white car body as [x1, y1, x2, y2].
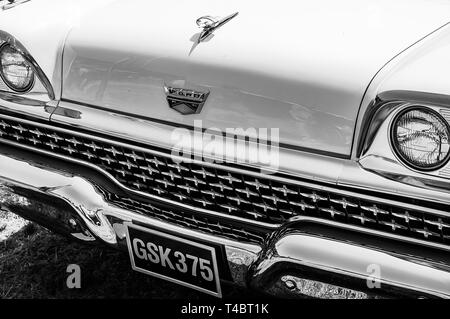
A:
[1, 0, 450, 298]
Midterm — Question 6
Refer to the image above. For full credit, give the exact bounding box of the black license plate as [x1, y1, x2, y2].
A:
[125, 223, 222, 297]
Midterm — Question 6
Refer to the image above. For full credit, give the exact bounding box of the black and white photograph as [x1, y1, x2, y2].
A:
[1, 0, 450, 311]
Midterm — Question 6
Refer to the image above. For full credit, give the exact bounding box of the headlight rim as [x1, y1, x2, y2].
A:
[390, 105, 450, 172]
[0, 42, 35, 93]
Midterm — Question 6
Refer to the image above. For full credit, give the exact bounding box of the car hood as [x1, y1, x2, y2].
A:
[58, 0, 450, 156]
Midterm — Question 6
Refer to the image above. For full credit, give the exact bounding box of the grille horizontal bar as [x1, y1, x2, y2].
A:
[100, 190, 266, 244]
[1, 116, 450, 246]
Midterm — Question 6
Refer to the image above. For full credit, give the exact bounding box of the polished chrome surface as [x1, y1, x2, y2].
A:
[196, 12, 239, 43]
[101, 190, 267, 244]
[252, 232, 450, 298]
[49, 100, 450, 210]
[0, 91, 55, 120]
[0, 149, 262, 250]
[3, 0, 450, 299]
[278, 275, 371, 299]
[3, 113, 450, 247]
[2, 148, 450, 298]
[360, 100, 450, 192]
[0, 183, 96, 242]
[0, 150, 260, 288]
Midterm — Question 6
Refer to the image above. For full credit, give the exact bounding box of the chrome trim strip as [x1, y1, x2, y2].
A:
[359, 99, 450, 193]
[54, 99, 351, 160]
[0, 92, 55, 120]
[287, 216, 450, 252]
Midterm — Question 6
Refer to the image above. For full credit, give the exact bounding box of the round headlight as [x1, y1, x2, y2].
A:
[0, 44, 34, 92]
[391, 107, 450, 170]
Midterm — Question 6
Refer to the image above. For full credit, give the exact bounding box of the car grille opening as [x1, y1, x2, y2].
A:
[100, 190, 267, 244]
[1, 115, 450, 246]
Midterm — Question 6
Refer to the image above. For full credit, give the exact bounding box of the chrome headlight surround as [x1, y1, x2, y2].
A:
[390, 106, 450, 171]
[357, 91, 450, 193]
[0, 30, 54, 100]
[0, 43, 35, 93]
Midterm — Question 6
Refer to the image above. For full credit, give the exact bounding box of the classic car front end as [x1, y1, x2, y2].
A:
[2, 0, 450, 299]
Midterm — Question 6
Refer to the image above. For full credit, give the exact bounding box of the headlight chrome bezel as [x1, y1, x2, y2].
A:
[390, 105, 450, 172]
[0, 43, 35, 93]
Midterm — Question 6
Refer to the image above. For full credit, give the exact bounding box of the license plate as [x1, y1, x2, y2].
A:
[125, 223, 222, 297]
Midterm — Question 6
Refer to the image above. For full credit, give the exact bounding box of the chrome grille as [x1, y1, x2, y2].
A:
[2, 116, 450, 245]
[101, 191, 266, 244]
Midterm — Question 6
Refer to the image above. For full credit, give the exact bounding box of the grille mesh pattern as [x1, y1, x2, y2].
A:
[1, 117, 450, 245]
[101, 191, 266, 244]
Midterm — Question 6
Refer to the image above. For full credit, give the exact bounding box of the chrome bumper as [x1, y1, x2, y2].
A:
[1, 148, 450, 299]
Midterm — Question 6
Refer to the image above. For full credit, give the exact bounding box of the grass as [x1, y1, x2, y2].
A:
[0, 213, 259, 299]
[0, 209, 28, 242]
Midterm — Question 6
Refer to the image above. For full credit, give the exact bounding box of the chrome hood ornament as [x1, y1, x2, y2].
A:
[164, 85, 210, 115]
[1, 0, 31, 11]
[196, 12, 239, 43]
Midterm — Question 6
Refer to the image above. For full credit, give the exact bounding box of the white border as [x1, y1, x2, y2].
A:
[124, 222, 222, 298]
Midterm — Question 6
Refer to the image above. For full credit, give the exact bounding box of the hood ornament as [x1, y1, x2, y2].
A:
[2, 0, 31, 10]
[196, 12, 239, 43]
